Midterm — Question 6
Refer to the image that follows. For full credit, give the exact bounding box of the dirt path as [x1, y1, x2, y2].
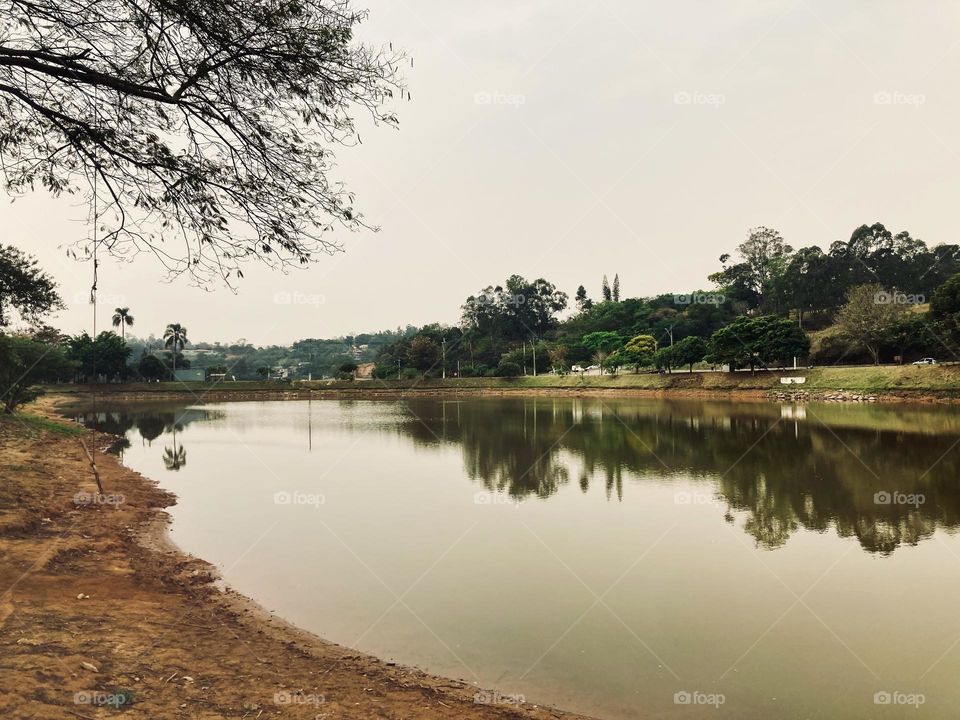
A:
[0, 404, 593, 720]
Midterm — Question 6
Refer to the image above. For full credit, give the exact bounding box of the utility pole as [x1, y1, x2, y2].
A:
[397, 359, 401, 380]
[442, 338, 446, 379]
[532, 339, 537, 377]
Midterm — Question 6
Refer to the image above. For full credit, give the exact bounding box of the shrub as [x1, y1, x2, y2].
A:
[495, 361, 522, 377]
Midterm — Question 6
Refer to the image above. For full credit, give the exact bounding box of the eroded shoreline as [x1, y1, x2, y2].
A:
[0, 398, 595, 720]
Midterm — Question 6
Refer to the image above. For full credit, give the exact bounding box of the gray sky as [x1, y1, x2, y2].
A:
[6, 0, 960, 345]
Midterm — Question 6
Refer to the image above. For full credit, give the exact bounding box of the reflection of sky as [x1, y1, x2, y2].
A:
[73, 398, 960, 720]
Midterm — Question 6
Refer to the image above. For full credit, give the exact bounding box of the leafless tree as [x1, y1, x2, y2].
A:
[0, 0, 405, 283]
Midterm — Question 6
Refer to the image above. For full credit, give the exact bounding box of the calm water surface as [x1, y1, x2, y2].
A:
[74, 397, 960, 719]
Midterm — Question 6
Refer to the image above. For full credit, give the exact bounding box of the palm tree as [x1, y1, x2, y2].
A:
[111, 307, 134, 340]
[163, 323, 188, 374]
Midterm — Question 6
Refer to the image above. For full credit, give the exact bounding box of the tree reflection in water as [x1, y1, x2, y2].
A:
[392, 398, 960, 555]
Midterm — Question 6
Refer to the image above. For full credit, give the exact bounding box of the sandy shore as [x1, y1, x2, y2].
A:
[0, 399, 594, 720]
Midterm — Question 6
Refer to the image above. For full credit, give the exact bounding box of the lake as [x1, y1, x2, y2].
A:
[73, 396, 960, 719]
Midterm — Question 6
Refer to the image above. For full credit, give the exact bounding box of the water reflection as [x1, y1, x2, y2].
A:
[72, 398, 960, 555]
[71, 405, 220, 470]
[389, 398, 960, 555]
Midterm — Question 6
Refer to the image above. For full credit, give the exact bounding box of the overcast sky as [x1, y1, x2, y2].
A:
[6, 0, 960, 345]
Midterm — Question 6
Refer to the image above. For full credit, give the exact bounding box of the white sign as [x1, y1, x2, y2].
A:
[780, 377, 806, 385]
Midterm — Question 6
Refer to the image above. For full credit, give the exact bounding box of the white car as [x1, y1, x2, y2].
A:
[912, 357, 937, 365]
[571, 365, 585, 373]
[586, 365, 601, 372]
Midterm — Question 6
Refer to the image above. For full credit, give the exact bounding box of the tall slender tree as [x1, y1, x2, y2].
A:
[612, 274, 621, 302]
[601, 275, 612, 302]
[163, 323, 188, 374]
[111, 307, 134, 340]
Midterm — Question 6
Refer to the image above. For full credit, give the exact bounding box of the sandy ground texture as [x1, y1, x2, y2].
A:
[0, 402, 593, 720]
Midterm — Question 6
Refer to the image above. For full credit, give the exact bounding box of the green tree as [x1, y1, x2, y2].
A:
[0, 245, 63, 326]
[111, 307, 135, 340]
[672, 335, 707, 372]
[931, 273, 960, 350]
[835, 284, 905, 365]
[164, 323, 188, 373]
[707, 316, 807, 372]
[67, 331, 131, 381]
[574, 285, 593, 312]
[621, 334, 657, 372]
[612, 274, 621, 302]
[582, 331, 625, 355]
[138, 353, 167, 381]
[406, 336, 440, 373]
[602, 275, 612, 302]
[0, 334, 72, 412]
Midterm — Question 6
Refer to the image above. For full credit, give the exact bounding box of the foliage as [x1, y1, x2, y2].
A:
[834, 284, 906, 364]
[138, 353, 167, 381]
[494, 361, 522, 377]
[0, 245, 63, 326]
[581, 331, 625, 355]
[707, 316, 808, 371]
[111, 307, 135, 339]
[621, 334, 657, 370]
[671, 335, 707, 371]
[406, 336, 440, 372]
[461, 275, 568, 344]
[0, 334, 72, 412]
[0, 0, 403, 283]
[67, 331, 132, 381]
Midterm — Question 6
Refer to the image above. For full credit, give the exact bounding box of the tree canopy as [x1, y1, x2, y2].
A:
[0, 0, 403, 283]
[0, 245, 63, 326]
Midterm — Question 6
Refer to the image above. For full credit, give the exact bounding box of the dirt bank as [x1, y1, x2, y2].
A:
[0, 402, 593, 720]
